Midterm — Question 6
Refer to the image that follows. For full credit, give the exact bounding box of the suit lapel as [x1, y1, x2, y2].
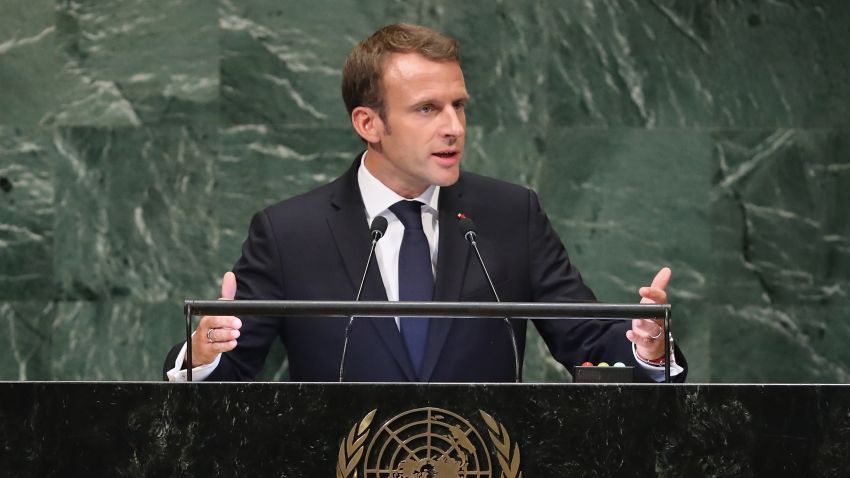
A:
[326, 156, 417, 381]
[420, 179, 472, 382]
[326, 172, 374, 298]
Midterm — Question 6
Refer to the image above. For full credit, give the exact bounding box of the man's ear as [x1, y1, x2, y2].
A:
[351, 106, 383, 143]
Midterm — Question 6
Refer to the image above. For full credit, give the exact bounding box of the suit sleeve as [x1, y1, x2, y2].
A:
[526, 189, 687, 382]
[206, 210, 289, 381]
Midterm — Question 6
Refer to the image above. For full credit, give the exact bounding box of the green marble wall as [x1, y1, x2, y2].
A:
[1, 0, 847, 382]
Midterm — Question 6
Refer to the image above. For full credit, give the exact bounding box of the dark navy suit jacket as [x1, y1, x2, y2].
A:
[165, 156, 686, 382]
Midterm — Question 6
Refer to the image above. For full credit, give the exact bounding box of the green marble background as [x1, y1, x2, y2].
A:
[1, 0, 847, 382]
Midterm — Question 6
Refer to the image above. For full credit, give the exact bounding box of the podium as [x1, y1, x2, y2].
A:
[2, 382, 850, 476]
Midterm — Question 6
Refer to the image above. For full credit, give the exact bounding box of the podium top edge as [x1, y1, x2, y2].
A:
[182, 300, 671, 319]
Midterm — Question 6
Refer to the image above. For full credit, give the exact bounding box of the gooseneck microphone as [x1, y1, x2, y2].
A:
[338, 216, 388, 382]
[458, 215, 521, 383]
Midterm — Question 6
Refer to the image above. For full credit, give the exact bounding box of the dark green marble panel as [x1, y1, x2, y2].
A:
[52, 126, 220, 303]
[1, 299, 189, 380]
[538, 0, 850, 128]
[49, 0, 218, 126]
[0, 127, 56, 300]
[0, 0, 206, 128]
[220, 0, 850, 129]
[0, 302, 54, 380]
[710, 130, 850, 382]
[0, 0, 75, 127]
[0, 300, 183, 381]
[219, 0, 407, 127]
[49, 301, 183, 380]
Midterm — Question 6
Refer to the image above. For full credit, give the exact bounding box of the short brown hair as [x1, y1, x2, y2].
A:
[341, 23, 460, 118]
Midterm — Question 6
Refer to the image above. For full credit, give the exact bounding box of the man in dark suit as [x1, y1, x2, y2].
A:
[165, 23, 685, 382]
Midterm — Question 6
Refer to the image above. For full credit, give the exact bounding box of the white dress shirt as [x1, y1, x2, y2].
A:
[357, 154, 439, 327]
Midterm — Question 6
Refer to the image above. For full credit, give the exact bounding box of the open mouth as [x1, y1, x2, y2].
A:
[433, 151, 458, 159]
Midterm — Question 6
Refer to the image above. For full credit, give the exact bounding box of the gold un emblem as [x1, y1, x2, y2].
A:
[336, 407, 522, 478]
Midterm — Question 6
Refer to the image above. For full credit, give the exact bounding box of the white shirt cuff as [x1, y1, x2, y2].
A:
[632, 343, 684, 382]
[165, 338, 222, 382]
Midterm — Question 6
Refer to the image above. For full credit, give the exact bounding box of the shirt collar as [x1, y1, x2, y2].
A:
[357, 151, 440, 218]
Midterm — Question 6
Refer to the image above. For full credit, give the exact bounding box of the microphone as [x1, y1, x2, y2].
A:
[357, 216, 388, 301]
[339, 216, 388, 381]
[457, 214, 521, 383]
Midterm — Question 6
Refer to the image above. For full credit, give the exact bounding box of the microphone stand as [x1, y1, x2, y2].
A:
[339, 220, 386, 382]
[463, 227, 521, 383]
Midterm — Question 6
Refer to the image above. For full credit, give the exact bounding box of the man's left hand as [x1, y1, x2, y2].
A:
[626, 267, 672, 361]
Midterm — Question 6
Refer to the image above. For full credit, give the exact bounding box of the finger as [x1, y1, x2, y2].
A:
[632, 318, 663, 334]
[206, 327, 241, 343]
[627, 330, 664, 361]
[627, 326, 663, 348]
[221, 271, 237, 300]
[650, 267, 672, 290]
[190, 323, 240, 365]
[200, 315, 242, 331]
[190, 333, 238, 367]
[626, 329, 644, 346]
[206, 339, 238, 354]
[639, 287, 668, 304]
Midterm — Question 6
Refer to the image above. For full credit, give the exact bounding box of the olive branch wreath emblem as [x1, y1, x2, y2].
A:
[480, 410, 522, 478]
[336, 409, 376, 478]
[335, 408, 521, 478]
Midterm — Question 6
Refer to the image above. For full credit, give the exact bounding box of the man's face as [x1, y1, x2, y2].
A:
[365, 53, 469, 198]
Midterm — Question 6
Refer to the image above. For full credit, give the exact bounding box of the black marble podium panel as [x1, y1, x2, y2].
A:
[1, 383, 849, 477]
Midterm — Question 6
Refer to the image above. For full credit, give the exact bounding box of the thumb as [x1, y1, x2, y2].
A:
[650, 267, 672, 290]
[220, 271, 237, 300]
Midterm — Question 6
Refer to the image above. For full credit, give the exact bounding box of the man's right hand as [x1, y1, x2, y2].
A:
[189, 271, 242, 368]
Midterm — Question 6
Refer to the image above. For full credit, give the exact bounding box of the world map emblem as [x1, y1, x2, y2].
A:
[336, 407, 522, 478]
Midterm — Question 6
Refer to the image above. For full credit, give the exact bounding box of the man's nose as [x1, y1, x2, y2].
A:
[440, 107, 465, 138]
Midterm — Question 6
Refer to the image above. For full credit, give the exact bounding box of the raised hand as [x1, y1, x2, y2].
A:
[189, 272, 242, 367]
[626, 267, 671, 362]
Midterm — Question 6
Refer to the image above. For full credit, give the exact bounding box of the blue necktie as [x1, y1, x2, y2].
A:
[389, 200, 432, 379]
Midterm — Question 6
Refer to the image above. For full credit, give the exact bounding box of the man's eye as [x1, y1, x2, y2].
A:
[453, 102, 465, 110]
[419, 105, 434, 114]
